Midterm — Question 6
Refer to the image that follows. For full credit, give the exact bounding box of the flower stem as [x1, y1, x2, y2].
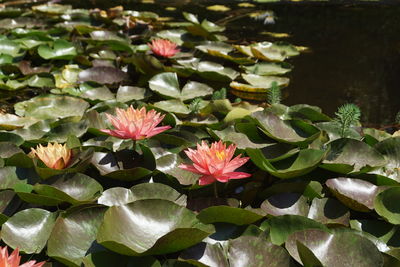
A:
[213, 182, 218, 198]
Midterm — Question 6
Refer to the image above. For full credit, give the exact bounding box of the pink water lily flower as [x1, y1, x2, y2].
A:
[0, 246, 45, 267]
[148, 38, 180, 58]
[179, 140, 251, 185]
[30, 142, 72, 170]
[101, 106, 171, 140]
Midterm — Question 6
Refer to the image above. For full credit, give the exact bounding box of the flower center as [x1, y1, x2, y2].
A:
[215, 151, 226, 160]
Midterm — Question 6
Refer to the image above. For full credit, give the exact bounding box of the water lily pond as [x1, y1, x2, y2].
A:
[0, 0, 399, 266]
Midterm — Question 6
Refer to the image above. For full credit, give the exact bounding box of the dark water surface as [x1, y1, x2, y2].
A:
[21, 1, 400, 126]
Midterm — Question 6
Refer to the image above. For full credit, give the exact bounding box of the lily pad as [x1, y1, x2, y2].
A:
[2, 208, 57, 253]
[326, 177, 379, 212]
[247, 148, 325, 179]
[149, 72, 213, 101]
[261, 193, 309, 216]
[33, 173, 103, 205]
[250, 110, 320, 144]
[197, 206, 264, 225]
[269, 215, 329, 245]
[374, 187, 400, 225]
[47, 207, 106, 266]
[91, 147, 155, 181]
[96, 199, 214, 255]
[14, 95, 89, 120]
[308, 198, 350, 226]
[78, 66, 128, 84]
[285, 229, 383, 267]
[38, 39, 77, 60]
[228, 236, 292, 267]
[321, 138, 386, 174]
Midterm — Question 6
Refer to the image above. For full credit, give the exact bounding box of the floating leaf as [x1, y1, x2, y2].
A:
[326, 178, 379, 212]
[38, 39, 77, 60]
[78, 66, 128, 84]
[197, 206, 264, 225]
[2, 208, 57, 253]
[321, 138, 386, 174]
[269, 215, 329, 245]
[97, 199, 214, 255]
[261, 193, 309, 216]
[247, 148, 325, 179]
[228, 236, 292, 267]
[91, 147, 155, 181]
[149, 72, 213, 101]
[33, 173, 103, 205]
[374, 187, 400, 225]
[14, 95, 89, 120]
[47, 207, 106, 266]
[308, 198, 350, 226]
[285, 229, 383, 267]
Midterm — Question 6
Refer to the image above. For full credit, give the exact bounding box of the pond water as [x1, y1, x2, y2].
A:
[59, 0, 400, 126]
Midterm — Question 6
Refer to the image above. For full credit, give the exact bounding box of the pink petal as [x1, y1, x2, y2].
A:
[216, 172, 251, 182]
[224, 156, 250, 173]
[146, 125, 171, 138]
[198, 175, 216, 185]
[178, 164, 204, 175]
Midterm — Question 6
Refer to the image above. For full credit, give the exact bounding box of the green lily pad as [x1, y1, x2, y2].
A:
[374, 187, 400, 225]
[153, 99, 191, 115]
[326, 177, 379, 212]
[228, 236, 292, 267]
[269, 215, 329, 245]
[249, 42, 299, 61]
[47, 207, 106, 267]
[288, 104, 331, 122]
[97, 187, 135, 206]
[38, 39, 77, 60]
[242, 73, 289, 88]
[197, 206, 264, 225]
[261, 193, 309, 216]
[155, 152, 199, 185]
[14, 95, 89, 120]
[91, 147, 155, 181]
[285, 229, 383, 267]
[97, 199, 214, 255]
[2, 208, 57, 253]
[149, 72, 213, 101]
[242, 62, 292, 75]
[180, 242, 229, 267]
[33, 173, 103, 205]
[250, 110, 320, 144]
[315, 121, 362, 141]
[308, 198, 350, 226]
[321, 138, 387, 174]
[130, 183, 187, 206]
[247, 148, 325, 179]
[116, 86, 147, 102]
[0, 166, 28, 190]
[0, 39, 23, 57]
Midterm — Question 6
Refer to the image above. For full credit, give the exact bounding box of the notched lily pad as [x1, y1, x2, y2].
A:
[96, 199, 215, 255]
[326, 177, 379, 212]
[2, 208, 57, 254]
[308, 198, 350, 226]
[261, 193, 309, 216]
[78, 66, 128, 84]
[285, 229, 383, 267]
[149, 72, 213, 101]
[14, 95, 89, 120]
[91, 146, 155, 181]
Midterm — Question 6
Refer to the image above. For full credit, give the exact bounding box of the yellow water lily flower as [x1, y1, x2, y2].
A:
[30, 142, 72, 170]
